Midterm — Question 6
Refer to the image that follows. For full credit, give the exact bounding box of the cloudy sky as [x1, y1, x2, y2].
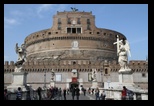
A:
[4, 4, 148, 63]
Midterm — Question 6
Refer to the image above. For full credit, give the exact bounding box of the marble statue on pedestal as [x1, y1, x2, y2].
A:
[113, 35, 131, 72]
[7, 43, 28, 92]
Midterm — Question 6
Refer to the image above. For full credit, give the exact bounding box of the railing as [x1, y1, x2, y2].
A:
[7, 89, 48, 100]
[98, 88, 148, 100]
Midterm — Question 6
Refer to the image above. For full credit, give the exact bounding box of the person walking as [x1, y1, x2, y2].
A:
[58, 88, 62, 100]
[26, 90, 31, 100]
[83, 88, 86, 96]
[76, 87, 80, 100]
[102, 91, 106, 100]
[16, 87, 22, 100]
[88, 88, 91, 94]
[49, 86, 54, 100]
[67, 88, 69, 95]
[92, 89, 94, 95]
[95, 88, 100, 100]
[4, 89, 8, 100]
[47, 89, 51, 100]
[63, 88, 67, 100]
[37, 87, 42, 100]
[121, 86, 127, 100]
[72, 87, 76, 100]
[127, 88, 134, 100]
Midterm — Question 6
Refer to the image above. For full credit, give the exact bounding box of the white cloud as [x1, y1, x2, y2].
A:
[4, 17, 18, 25]
[37, 4, 55, 16]
[10, 10, 23, 16]
[37, 4, 69, 18]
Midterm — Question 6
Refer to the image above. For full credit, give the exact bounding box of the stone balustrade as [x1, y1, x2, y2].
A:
[98, 88, 148, 100]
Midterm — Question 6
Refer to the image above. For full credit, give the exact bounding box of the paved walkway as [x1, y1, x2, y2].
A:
[43, 92, 96, 100]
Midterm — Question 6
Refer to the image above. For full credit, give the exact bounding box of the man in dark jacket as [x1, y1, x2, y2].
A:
[72, 87, 76, 100]
[63, 88, 67, 100]
[37, 87, 42, 100]
[127, 89, 134, 100]
[75, 87, 80, 100]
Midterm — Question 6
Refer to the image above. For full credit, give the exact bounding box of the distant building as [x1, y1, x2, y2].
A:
[4, 9, 148, 89]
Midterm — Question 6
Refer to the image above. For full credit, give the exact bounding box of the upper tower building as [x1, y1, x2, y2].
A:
[24, 9, 126, 62]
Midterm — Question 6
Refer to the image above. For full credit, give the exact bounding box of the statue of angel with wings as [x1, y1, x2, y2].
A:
[15, 43, 26, 66]
[118, 39, 131, 71]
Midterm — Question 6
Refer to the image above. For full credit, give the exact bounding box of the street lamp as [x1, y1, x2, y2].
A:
[100, 68, 103, 87]
[107, 79, 110, 89]
[44, 69, 46, 89]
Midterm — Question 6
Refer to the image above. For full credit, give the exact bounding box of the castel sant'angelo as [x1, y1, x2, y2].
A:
[4, 8, 148, 90]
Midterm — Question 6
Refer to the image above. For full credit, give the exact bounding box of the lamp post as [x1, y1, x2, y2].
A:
[44, 69, 46, 89]
[100, 68, 103, 87]
[107, 79, 110, 89]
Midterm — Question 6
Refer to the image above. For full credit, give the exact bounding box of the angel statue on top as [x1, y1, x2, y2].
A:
[14, 43, 27, 72]
[114, 35, 131, 72]
[51, 69, 55, 81]
[91, 69, 97, 81]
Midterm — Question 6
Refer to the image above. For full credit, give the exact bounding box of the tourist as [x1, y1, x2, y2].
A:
[88, 88, 91, 94]
[37, 87, 42, 100]
[127, 89, 134, 100]
[47, 88, 51, 100]
[100, 93, 103, 100]
[83, 88, 86, 96]
[16, 87, 22, 100]
[72, 87, 76, 100]
[75, 87, 80, 100]
[4, 89, 8, 100]
[95, 88, 100, 100]
[67, 88, 69, 95]
[63, 87, 67, 100]
[102, 91, 106, 100]
[58, 88, 62, 100]
[121, 86, 127, 100]
[26, 90, 31, 100]
[92, 89, 94, 95]
[50, 86, 54, 100]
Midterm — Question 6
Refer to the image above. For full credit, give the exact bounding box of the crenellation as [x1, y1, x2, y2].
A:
[10, 61, 14, 65]
[5, 61, 9, 65]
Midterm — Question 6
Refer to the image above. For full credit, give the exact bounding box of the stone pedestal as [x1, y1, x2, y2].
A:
[119, 69, 133, 83]
[7, 72, 28, 92]
[50, 81, 55, 87]
[115, 69, 135, 90]
[91, 81, 99, 89]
